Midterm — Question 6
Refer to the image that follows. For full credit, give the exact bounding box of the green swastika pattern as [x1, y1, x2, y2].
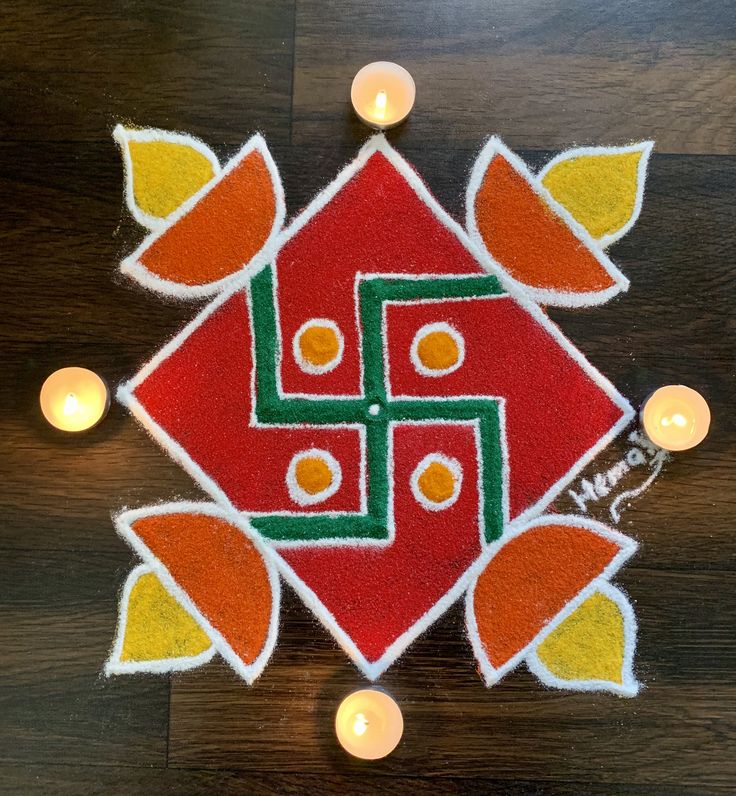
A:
[248, 266, 506, 543]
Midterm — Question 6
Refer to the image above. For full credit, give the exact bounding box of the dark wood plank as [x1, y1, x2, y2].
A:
[168, 569, 736, 786]
[2, 0, 735, 790]
[0, 0, 295, 144]
[5, 765, 732, 796]
[292, 0, 736, 153]
[0, 548, 168, 766]
[0, 342, 204, 552]
[3, 142, 734, 354]
[2, 142, 734, 350]
[3, 146, 734, 571]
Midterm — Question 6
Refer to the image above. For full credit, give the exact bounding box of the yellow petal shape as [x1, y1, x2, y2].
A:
[540, 143, 652, 246]
[114, 125, 220, 229]
[536, 590, 625, 683]
[527, 582, 640, 696]
[119, 569, 212, 663]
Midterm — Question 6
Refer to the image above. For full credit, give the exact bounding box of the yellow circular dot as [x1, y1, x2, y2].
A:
[298, 325, 340, 368]
[294, 456, 333, 495]
[417, 330, 460, 372]
[417, 461, 456, 504]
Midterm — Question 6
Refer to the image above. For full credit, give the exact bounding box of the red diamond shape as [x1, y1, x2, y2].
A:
[120, 138, 632, 678]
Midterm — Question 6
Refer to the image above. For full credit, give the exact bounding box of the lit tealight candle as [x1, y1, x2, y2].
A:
[641, 385, 710, 451]
[40, 367, 109, 432]
[351, 62, 416, 130]
[335, 689, 403, 759]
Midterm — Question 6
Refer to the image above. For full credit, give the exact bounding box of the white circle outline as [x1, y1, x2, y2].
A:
[292, 318, 344, 375]
[410, 453, 463, 512]
[286, 448, 343, 506]
[410, 322, 465, 377]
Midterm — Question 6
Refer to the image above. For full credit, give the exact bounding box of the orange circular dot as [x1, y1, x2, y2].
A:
[417, 461, 456, 504]
[298, 325, 340, 368]
[417, 330, 460, 372]
[294, 456, 333, 495]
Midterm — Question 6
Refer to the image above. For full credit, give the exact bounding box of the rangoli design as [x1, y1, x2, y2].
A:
[106, 126, 653, 696]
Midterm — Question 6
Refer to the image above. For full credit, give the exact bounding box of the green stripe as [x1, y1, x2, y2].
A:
[247, 266, 505, 543]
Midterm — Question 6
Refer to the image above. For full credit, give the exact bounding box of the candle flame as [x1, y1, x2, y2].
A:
[63, 392, 79, 416]
[661, 412, 689, 429]
[374, 90, 388, 121]
[352, 712, 369, 736]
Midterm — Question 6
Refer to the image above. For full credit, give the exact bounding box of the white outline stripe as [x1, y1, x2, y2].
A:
[292, 318, 345, 375]
[526, 580, 640, 697]
[117, 129, 286, 299]
[118, 135, 632, 539]
[270, 419, 491, 679]
[286, 448, 343, 506]
[114, 125, 221, 233]
[267, 415, 494, 551]
[410, 453, 463, 511]
[410, 322, 465, 377]
[538, 142, 653, 248]
[110, 502, 281, 685]
[466, 136, 631, 307]
[105, 563, 216, 676]
[113, 134, 640, 681]
[382, 290, 633, 530]
[464, 514, 638, 688]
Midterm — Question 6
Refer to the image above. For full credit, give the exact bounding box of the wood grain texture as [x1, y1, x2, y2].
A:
[168, 571, 736, 786]
[292, 0, 736, 153]
[3, 147, 734, 570]
[5, 767, 732, 796]
[0, 549, 168, 767]
[1, 0, 735, 792]
[0, 0, 295, 144]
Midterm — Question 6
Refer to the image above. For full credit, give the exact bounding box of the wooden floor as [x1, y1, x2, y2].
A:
[2, 1, 735, 792]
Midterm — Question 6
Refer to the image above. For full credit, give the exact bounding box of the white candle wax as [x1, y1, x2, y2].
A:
[641, 385, 710, 451]
[40, 367, 109, 432]
[351, 62, 416, 130]
[335, 689, 403, 759]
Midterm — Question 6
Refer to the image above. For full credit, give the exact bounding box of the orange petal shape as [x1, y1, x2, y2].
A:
[122, 134, 285, 297]
[468, 516, 636, 683]
[116, 504, 279, 683]
[467, 138, 628, 307]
